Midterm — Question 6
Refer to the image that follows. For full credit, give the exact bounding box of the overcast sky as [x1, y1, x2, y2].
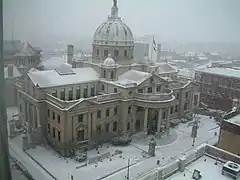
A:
[3, 0, 240, 44]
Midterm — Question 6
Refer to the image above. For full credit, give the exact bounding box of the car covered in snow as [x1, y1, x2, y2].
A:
[111, 135, 132, 146]
[75, 152, 87, 162]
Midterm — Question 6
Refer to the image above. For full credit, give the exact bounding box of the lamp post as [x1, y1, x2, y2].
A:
[0, 0, 12, 179]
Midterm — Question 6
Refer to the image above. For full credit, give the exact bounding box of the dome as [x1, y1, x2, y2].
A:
[93, 0, 134, 46]
[102, 54, 116, 67]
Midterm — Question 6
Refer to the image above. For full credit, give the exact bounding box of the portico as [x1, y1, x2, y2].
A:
[142, 106, 171, 135]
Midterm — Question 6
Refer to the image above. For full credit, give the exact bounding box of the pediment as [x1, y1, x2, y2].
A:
[68, 99, 94, 113]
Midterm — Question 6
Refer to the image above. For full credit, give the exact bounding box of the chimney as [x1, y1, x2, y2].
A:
[67, 45, 74, 65]
[8, 65, 14, 77]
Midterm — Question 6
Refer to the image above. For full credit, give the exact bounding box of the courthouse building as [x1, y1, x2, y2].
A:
[16, 0, 197, 156]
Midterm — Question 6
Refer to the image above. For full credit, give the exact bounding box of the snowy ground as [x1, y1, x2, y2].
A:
[7, 107, 219, 180]
[166, 156, 231, 180]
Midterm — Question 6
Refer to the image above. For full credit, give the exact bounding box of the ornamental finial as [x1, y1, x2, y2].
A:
[113, 0, 117, 7]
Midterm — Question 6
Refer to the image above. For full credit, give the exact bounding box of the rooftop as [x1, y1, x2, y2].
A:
[28, 67, 99, 88]
[224, 113, 240, 126]
[167, 156, 231, 180]
[197, 67, 240, 79]
[113, 70, 150, 87]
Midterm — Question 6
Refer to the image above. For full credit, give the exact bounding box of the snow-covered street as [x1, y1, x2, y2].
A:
[7, 107, 219, 180]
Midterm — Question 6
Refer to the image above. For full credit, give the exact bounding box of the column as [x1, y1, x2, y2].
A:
[88, 112, 92, 139]
[131, 106, 136, 132]
[157, 109, 162, 133]
[32, 106, 36, 129]
[143, 108, 148, 132]
[36, 108, 41, 127]
[166, 107, 170, 135]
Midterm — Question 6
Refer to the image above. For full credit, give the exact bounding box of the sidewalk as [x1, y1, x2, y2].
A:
[9, 140, 56, 180]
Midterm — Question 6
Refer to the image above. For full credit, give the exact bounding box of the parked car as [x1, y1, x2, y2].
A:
[111, 135, 132, 146]
[75, 152, 87, 162]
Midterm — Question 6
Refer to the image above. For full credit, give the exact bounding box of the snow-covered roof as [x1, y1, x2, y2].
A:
[28, 67, 99, 88]
[225, 113, 240, 126]
[116, 70, 150, 86]
[197, 67, 240, 79]
[3, 40, 38, 59]
[39, 56, 70, 70]
[155, 63, 178, 74]
[4, 64, 21, 78]
[166, 156, 231, 180]
[102, 54, 116, 67]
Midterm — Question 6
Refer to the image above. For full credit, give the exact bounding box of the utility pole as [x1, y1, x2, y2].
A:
[126, 158, 130, 179]
[0, 0, 12, 179]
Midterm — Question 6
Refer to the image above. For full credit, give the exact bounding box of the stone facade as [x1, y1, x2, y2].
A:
[16, 65, 195, 156]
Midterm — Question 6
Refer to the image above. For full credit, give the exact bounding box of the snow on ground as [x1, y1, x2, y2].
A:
[23, 115, 219, 180]
[7, 106, 219, 180]
[166, 155, 231, 180]
[26, 142, 144, 180]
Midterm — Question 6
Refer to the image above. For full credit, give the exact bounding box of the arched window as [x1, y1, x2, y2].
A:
[111, 71, 114, 79]
[103, 70, 106, 78]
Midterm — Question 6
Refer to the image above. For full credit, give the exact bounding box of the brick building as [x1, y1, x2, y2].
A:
[195, 67, 240, 111]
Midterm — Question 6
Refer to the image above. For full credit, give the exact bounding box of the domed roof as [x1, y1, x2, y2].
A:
[93, 0, 134, 46]
[102, 54, 116, 67]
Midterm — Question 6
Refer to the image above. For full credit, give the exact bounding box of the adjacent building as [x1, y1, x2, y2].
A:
[16, 0, 197, 156]
[4, 40, 42, 107]
[218, 113, 240, 155]
[195, 67, 240, 111]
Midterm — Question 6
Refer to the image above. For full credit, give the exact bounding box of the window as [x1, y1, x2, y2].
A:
[19, 104, 22, 112]
[113, 122, 117, 132]
[97, 110, 101, 118]
[170, 107, 173, 114]
[106, 109, 110, 117]
[83, 87, 88, 98]
[156, 85, 161, 92]
[114, 107, 118, 115]
[77, 130, 84, 140]
[78, 114, 83, 123]
[124, 50, 127, 57]
[114, 88, 118, 93]
[129, 91, 132, 96]
[104, 50, 108, 57]
[114, 50, 119, 57]
[58, 131, 61, 141]
[97, 49, 100, 56]
[68, 89, 73, 101]
[76, 88, 81, 99]
[184, 103, 188, 110]
[105, 123, 109, 132]
[127, 122, 130, 131]
[111, 71, 114, 79]
[175, 105, 179, 112]
[185, 92, 189, 98]
[102, 84, 105, 91]
[60, 90, 65, 100]
[128, 106, 132, 114]
[91, 86, 95, 96]
[52, 90, 57, 97]
[57, 115, 61, 124]
[48, 109, 50, 117]
[176, 93, 180, 99]
[138, 89, 143, 93]
[52, 111, 55, 120]
[47, 123, 50, 133]
[52, 127, 56, 138]
[103, 70, 106, 78]
[147, 87, 152, 93]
